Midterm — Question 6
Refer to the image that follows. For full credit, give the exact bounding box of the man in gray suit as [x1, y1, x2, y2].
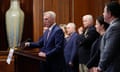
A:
[96, 1, 120, 72]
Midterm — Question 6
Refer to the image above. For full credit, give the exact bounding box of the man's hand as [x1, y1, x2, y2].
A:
[25, 42, 30, 47]
[38, 52, 46, 57]
[88, 67, 101, 72]
[69, 61, 73, 67]
[89, 67, 97, 72]
[96, 67, 102, 72]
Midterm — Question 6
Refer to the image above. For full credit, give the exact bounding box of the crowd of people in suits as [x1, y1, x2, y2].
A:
[24, 1, 120, 72]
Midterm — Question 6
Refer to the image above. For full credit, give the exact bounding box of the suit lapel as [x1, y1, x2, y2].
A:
[46, 25, 57, 43]
[66, 32, 75, 44]
[100, 19, 119, 54]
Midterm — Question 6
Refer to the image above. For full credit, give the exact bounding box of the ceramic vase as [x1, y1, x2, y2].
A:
[5, 0, 24, 49]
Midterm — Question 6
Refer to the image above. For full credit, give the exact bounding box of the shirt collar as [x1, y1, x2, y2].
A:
[110, 18, 118, 25]
[69, 32, 75, 37]
[49, 23, 56, 31]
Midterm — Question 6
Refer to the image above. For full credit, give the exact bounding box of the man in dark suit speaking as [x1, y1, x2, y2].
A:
[25, 11, 65, 72]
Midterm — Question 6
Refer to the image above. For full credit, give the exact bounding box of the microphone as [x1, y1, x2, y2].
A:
[20, 38, 32, 49]
[25, 38, 32, 42]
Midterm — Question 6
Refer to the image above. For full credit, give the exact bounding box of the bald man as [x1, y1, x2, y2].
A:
[64, 23, 79, 72]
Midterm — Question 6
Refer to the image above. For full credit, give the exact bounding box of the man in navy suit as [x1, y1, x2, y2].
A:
[64, 23, 79, 72]
[25, 11, 65, 72]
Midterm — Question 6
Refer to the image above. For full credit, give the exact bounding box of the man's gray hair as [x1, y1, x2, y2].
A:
[83, 14, 93, 22]
[44, 11, 56, 19]
[67, 22, 76, 29]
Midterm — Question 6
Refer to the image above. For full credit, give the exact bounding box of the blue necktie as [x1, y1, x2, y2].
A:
[47, 29, 50, 40]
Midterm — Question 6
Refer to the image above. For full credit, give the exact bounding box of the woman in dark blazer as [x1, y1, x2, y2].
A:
[86, 16, 109, 72]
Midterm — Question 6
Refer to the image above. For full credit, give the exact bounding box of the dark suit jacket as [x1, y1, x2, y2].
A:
[29, 24, 65, 72]
[98, 19, 120, 72]
[77, 25, 99, 64]
[64, 32, 79, 64]
[64, 32, 79, 72]
[87, 36, 102, 69]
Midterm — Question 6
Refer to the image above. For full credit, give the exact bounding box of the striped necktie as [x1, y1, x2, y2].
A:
[47, 29, 50, 40]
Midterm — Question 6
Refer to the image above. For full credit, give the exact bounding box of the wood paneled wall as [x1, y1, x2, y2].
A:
[74, 0, 111, 28]
[33, 0, 115, 41]
[44, 0, 73, 24]
[20, 0, 33, 42]
[33, 0, 73, 41]
[0, 0, 118, 50]
[33, 0, 43, 41]
[0, 0, 10, 50]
